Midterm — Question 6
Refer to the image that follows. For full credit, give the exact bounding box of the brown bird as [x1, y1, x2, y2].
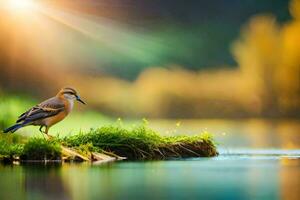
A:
[3, 87, 86, 136]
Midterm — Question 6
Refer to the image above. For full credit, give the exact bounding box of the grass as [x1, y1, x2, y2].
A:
[0, 135, 61, 161]
[0, 125, 218, 162]
[20, 138, 61, 161]
[0, 134, 24, 160]
[62, 125, 218, 160]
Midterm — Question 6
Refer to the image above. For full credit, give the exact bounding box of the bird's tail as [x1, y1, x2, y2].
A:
[3, 124, 24, 133]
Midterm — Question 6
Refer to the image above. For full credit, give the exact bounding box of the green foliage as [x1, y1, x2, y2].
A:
[0, 96, 35, 130]
[63, 126, 162, 159]
[0, 134, 24, 157]
[63, 125, 218, 160]
[75, 143, 99, 158]
[164, 131, 215, 144]
[0, 124, 217, 161]
[20, 138, 61, 160]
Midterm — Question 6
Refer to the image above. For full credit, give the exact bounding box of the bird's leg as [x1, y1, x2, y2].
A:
[45, 127, 53, 140]
[39, 126, 46, 139]
[39, 126, 44, 133]
[45, 126, 49, 135]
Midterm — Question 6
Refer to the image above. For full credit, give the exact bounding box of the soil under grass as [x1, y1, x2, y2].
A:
[0, 125, 218, 163]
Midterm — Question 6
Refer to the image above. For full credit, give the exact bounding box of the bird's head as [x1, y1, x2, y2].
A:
[57, 87, 86, 105]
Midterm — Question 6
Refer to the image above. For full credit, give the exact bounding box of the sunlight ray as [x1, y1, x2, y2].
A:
[37, 5, 167, 63]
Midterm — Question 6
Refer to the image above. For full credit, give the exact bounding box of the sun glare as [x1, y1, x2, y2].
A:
[7, 0, 36, 11]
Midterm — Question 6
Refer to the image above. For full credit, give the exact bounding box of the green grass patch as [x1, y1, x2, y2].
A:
[20, 138, 61, 161]
[0, 134, 24, 159]
[0, 134, 61, 161]
[0, 125, 218, 162]
[62, 125, 218, 160]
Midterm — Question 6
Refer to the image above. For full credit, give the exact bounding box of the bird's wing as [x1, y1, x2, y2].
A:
[16, 97, 65, 123]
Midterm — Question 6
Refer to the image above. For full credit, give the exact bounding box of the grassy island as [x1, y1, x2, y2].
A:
[0, 125, 218, 163]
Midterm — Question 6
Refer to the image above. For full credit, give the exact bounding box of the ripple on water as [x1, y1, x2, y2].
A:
[217, 148, 300, 160]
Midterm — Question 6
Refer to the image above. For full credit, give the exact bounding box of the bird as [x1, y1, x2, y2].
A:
[3, 87, 86, 136]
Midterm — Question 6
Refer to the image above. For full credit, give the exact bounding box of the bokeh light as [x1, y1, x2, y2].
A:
[5, 0, 36, 12]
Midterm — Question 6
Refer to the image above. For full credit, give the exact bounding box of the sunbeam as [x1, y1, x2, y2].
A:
[38, 5, 168, 64]
[0, 0, 169, 73]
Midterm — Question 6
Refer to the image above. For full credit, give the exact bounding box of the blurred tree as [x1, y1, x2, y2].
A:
[275, 0, 300, 115]
[232, 0, 300, 117]
[232, 15, 281, 116]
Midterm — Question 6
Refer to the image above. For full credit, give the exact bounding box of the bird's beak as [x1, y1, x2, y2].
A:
[76, 96, 86, 105]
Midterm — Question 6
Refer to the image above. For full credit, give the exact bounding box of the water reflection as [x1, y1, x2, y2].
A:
[280, 158, 300, 200]
[1, 157, 299, 200]
[23, 164, 71, 200]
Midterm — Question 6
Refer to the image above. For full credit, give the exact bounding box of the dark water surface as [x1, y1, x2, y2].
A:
[0, 119, 299, 200]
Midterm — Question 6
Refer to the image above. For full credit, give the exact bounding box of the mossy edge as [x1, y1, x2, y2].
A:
[0, 125, 218, 163]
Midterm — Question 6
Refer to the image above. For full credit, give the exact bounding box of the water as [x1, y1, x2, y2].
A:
[0, 119, 299, 200]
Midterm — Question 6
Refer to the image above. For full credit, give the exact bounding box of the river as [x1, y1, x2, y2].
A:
[0, 119, 299, 200]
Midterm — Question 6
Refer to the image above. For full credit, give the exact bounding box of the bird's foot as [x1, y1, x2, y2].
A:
[46, 134, 54, 140]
